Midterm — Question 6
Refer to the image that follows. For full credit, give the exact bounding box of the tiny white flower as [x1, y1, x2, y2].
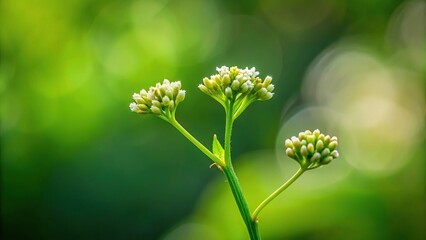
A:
[133, 93, 142, 100]
[175, 90, 186, 104]
[129, 102, 138, 112]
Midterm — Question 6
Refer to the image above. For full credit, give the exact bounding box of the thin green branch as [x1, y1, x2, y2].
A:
[169, 118, 224, 166]
[252, 167, 306, 221]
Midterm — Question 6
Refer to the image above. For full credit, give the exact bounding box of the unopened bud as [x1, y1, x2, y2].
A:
[285, 139, 293, 148]
[257, 88, 267, 98]
[321, 148, 330, 157]
[231, 80, 240, 91]
[315, 140, 324, 151]
[175, 90, 186, 104]
[291, 137, 301, 148]
[150, 106, 161, 114]
[307, 143, 314, 154]
[300, 145, 308, 156]
[263, 76, 272, 87]
[138, 104, 149, 111]
[331, 150, 339, 158]
[162, 96, 170, 106]
[286, 148, 295, 159]
[328, 141, 337, 151]
[306, 135, 315, 144]
[225, 87, 233, 98]
[321, 156, 333, 165]
[203, 78, 213, 89]
[222, 75, 231, 86]
[198, 84, 210, 94]
[311, 152, 321, 162]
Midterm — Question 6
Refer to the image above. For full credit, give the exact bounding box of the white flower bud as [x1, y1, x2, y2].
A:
[331, 150, 339, 158]
[162, 96, 170, 106]
[263, 76, 272, 87]
[231, 80, 240, 91]
[321, 148, 330, 157]
[163, 79, 170, 85]
[321, 156, 333, 164]
[152, 100, 161, 108]
[150, 106, 161, 114]
[129, 102, 139, 112]
[241, 83, 249, 93]
[285, 139, 293, 148]
[198, 84, 210, 94]
[138, 104, 149, 111]
[311, 152, 321, 162]
[262, 92, 273, 100]
[266, 84, 274, 92]
[147, 91, 155, 100]
[306, 135, 315, 144]
[134, 97, 145, 104]
[300, 145, 308, 156]
[140, 89, 147, 95]
[203, 78, 213, 89]
[222, 75, 231, 86]
[286, 148, 295, 159]
[315, 140, 324, 151]
[307, 143, 314, 154]
[225, 87, 233, 98]
[168, 100, 174, 109]
[292, 137, 301, 148]
[257, 88, 267, 98]
[328, 141, 337, 151]
[175, 90, 186, 104]
[324, 135, 331, 145]
[213, 75, 221, 84]
[313, 129, 321, 137]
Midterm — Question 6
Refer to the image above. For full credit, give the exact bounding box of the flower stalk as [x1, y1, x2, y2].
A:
[129, 66, 339, 240]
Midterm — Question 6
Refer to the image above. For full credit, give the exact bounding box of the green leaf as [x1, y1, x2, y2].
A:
[212, 134, 225, 160]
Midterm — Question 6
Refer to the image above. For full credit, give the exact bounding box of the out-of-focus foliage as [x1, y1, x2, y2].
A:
[1, 0, 424, 239]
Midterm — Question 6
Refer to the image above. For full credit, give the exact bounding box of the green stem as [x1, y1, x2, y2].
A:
[224, 100, 233, 167]
[252, 167, 305, 221]
[223, 99, 260, 240]
[169, 118, 224, 166]
[223, 166, 260, 240]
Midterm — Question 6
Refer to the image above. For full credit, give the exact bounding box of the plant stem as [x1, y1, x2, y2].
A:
[223, 166, 260, 240]
[224, 100, 233, 167]
[223, 99, 260, 240]
[252, 167, 305, 221]
[169, 118, 224, 166]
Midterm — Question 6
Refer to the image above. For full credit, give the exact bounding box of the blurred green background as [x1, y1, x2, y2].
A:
[1, 0, 425, 239]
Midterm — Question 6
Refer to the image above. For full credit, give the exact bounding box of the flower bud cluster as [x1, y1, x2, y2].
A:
[198, 66, 274, 104]
[129, 79, 186, 117]
[285, 129, 339, 170]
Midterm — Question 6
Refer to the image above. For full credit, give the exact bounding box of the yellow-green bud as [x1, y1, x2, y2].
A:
[150, 106, 161, 114]
[225, 87, 233, 98]
[231, 80, 240, 91]
[175, 90, 186, 104]
[307, 143, 315, 154]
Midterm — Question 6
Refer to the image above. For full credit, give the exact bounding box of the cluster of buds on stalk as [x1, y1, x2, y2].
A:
[285, 129, 339, 170]
[129, 79, 186, 119]
[199, 66, 274, 119]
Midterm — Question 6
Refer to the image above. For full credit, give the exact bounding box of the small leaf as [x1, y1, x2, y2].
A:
[212, 134, 225, 160]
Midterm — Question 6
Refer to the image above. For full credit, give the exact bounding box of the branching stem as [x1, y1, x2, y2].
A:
[252, 167, 305, 221]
